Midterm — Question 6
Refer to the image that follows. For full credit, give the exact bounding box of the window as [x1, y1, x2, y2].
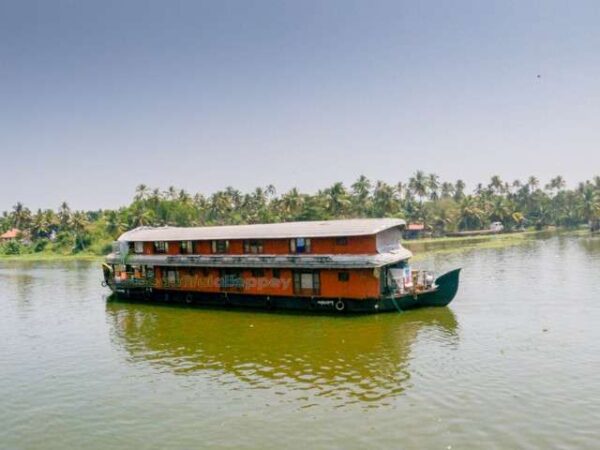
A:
[335, 237, 348, 246]
[161, 268, 179, 286]
[220, 269, 243, 291]
[180, 241, 193, 254]
[272, 268, 281, 278]
[243, 239, 264, 254]
[338, 271, 350, 282]
[154, 241, 168, 253]
[293, 270, 320, 294]
[251, 268, 265, 277]
[290, 238, 311, 253]
[211, 240, 229, 254]
[134, 241, 144, 254]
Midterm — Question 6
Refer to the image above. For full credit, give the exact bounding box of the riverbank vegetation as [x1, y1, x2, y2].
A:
[1, 172, 599, 257]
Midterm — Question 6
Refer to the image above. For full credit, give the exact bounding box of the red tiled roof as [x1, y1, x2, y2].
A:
[407, 223, 425, 231]
[0, 228, 20, 239]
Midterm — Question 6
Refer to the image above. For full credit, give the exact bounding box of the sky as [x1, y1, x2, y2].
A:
[1, 0, 599, 211]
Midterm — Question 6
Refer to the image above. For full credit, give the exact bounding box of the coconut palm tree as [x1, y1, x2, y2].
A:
[58, 201, 71, 230]
[489, 175, 504, 194]
[427, 173, 440, 201]
[351, 175, 372, 215]
[324, 182, 351, 216]
[409, 170, 428, 202]
[440, 182, 455, 199]
[458, 196, 485, 230]
[454, 180, 466, 201]
[527, 176, 539, 191]
[105, 210, 127, 238]
[134, 184, 149, 201]
[372, 181, 398, 217]
[488, 197, 512, 225]
[70, 211, 89, 251]
[580, 186, 600, 228]
[11, 202, 31, 229]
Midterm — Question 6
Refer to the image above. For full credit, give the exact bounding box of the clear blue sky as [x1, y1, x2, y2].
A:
[1, 0, 599, 211]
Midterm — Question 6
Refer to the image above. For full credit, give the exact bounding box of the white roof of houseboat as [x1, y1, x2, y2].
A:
[118, 218, 406, 242]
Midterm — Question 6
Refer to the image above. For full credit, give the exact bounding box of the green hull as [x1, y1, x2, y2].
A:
[379, 268, 462, 311]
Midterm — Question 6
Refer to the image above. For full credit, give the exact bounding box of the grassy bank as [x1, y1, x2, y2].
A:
[0, 252, 104, 262]
[406, 228, 588, 261]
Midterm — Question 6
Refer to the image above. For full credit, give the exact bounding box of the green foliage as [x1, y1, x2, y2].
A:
[34, 239, 49, 252]
[1, 173, 599, 257]
[3, 240, 22, 255]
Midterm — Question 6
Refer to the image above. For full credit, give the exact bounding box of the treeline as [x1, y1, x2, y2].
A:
[1, 172, 600, 255]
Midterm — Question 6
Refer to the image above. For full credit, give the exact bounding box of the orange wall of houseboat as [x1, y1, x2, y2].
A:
[311, 236, 376, 254]
[167, 242, 180, 255]
[153, 267, 379, 299]
[195, 241, 212, 254]
[141, 235, 377, 256]
[319, 269, 379, 298]
[239, 269, 295, 296]
[262, 239, 290, 254]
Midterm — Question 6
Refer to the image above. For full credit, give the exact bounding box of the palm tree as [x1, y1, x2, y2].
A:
[372, 181, 398, 217]
[489, 175, 504, 194]
[458, 196, 485, 230]
[427, 173, 440, 201]
[527, 176, 539, 191]
[551, 176, 565, 190]
[105, 211, 127, 238]
[474, 183, 484, 196]
[265, 184, 277, 198]
[580, 186, 600, 228]
[58, 201, 71, 230]
[280, 188, 304, 220]
[454, 180, 466, 201]
[396, 181, 406, 199]
[134, 184, 149, 201]
[488, 197, 511, 225]
[11, 202, 30, 229]
[31, 209, 49, 239]
[545, 176, 566, 195]
[324, 182, 351, 216]
[70, 211, 89, 251]
[440, 182, 455, 199]
[129, 206, 155, 228]
[351, 175, 372, 216]
[178, 189, 192, 205]
[409, 170, 428, 202]
[352, 175, 372, 200]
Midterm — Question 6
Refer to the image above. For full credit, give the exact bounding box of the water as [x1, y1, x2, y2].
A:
[1, 234, 599, 449]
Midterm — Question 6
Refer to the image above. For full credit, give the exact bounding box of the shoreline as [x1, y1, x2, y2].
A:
[0, 229, 590, 264]
[0, 253, 103, 262]
[406, 228, 589, 261]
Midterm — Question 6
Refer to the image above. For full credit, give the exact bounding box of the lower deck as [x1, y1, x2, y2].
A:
[103, 264, 459, 312]
[105, 265, 395, 300]
[103, 266, 461, 314]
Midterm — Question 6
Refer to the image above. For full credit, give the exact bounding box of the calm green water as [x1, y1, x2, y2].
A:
[1, 234, 599, 449]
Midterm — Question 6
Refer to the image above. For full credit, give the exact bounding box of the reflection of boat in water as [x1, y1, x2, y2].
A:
[106, 301, 459, 406]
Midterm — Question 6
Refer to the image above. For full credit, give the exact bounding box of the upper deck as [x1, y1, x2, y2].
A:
[107, 219, 412, 268]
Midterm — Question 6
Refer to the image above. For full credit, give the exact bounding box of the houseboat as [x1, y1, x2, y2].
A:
[102, 219, 460, 313]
